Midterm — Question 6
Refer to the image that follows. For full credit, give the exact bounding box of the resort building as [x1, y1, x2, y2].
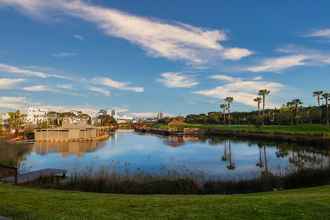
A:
[26, 106, 48, 125]
[0, 113, 9, 130]
[34, 117, 109, 142]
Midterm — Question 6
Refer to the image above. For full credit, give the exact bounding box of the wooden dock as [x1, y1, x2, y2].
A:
[0, 168, 66, 184]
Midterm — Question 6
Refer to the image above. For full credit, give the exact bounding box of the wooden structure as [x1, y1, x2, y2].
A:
[0, 165, 66, 184]
[0, 164, 18, 184]
[34, 126, 110, 142]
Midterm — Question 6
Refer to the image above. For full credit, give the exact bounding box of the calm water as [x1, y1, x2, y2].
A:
[3, 130, 330, 180]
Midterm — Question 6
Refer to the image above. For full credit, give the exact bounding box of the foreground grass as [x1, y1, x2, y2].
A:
[154, 123, 330, 137]
[0, 184, 330, 220]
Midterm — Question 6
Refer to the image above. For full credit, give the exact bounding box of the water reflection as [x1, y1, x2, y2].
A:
[1, 131, 330, 180]
[33, 141, 106, 157]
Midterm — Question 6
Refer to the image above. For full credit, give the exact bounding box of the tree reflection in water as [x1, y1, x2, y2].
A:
[226, 140, 235, 170]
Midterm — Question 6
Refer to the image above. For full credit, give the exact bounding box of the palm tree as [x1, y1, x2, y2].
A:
[224, 97, 234, 124]
[258, 89, 270, 125]
[313, 91, 323, 106]
[291, 99, 303, 124]
[8, 110, 25, 136]
[254, 97, 262, 116]
[286, 101, 295, 125]
[220, 103, 227, 124]
[322, 93, 330, 125]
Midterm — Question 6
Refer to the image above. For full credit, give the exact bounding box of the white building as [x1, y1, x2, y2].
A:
[0, 112, 9, 129]
[26, 106, 48, 125]
[110, 109, 133, 124]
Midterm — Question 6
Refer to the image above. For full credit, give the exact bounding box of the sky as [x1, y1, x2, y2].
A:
[0, 0, 329, 117]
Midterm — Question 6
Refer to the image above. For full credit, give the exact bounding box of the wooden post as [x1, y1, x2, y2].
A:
[14, 167, 18, 185]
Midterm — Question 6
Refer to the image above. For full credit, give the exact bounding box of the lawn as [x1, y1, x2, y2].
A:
[0, 184, 330, 220]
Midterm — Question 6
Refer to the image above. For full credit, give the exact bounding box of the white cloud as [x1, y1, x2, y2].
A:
[56, 84, 73, 90]
[223, 48, 254, 60]
[245, 55, 307, 72]
[0, 0, 252, 64]
[194, 75, 284, 107]
[0, 63, 68, 79]
[22, 84, 81, 96]
[92, 77, 144, 93]
[0, 95, 98, 114]
[127, 112, 172, 119]
[0, 96, 28, 110]
[73, 34, 84, 40]
[158, 72, 198, 88]
[52, 52, 77, 58]
[306, 28, 330, 38]
[88, 86, 111, 96]
[210, 74, 240, 82]
[243, 45, 330, 73]
[0, 63, 48, 78]
[0, 78, 24, 89]
[23, 85, 53, 92]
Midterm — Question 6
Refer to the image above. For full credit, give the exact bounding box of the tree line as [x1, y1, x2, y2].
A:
[186, 90, 330, 126]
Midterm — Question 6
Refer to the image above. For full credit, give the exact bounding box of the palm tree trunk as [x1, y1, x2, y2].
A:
[326, 99, 329, 126]
[262, 95, 266, 125]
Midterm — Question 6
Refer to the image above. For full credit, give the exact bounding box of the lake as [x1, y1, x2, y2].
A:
[2, 130, 330, 180]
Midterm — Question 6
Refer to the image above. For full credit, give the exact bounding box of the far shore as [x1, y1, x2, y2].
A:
[135, 124, 330, 146]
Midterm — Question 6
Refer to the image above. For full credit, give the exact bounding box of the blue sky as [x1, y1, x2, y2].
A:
[0, 0, 329, 116]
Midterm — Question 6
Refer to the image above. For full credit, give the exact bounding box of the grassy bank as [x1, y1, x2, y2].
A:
[0, 183, 330, 220]
[152, 123, 330, 138]
[30, 167, 330, 195]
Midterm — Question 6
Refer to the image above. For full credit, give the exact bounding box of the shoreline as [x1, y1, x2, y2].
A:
[135, 124, 330, 146]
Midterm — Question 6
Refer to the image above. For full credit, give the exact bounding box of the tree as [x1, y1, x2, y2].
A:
[313, 91, 323, 106]
[291, 99, 303, 124]
[8, 110, 25, 136]
[258, 89, 270, 125]
[322, 93, 330, 125]
[0, 114, 3, 133]
[220, 103, 227, 124]
[254, 97, 262, 113]
[226, 140, 235, 170]
[224, 97, 234, 124]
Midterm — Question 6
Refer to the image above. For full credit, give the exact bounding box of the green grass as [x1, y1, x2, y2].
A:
[0, 184, 330, 220]
[154, 123, 330, 137]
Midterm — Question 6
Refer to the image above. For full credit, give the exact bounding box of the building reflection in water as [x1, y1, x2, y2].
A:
[163, 135, 202, 147]
[33, 139, 110, 157]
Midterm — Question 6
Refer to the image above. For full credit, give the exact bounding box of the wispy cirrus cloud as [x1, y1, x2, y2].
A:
[23, 85, 55, 92]
[73, 34, 84, 40]
[0, 96, 28, 110]
[22, 84, 82, 96]
[52, 52, 77, 58]
[56, 84, 73, 90]
[0, 0, 252, 65]
[88, 86, 111, 97]
[245, 55, 307, 72]
[242, 46, 330, 73]
[0, 63, 48, 78]
[158, 72, 198, 88]
[305, 28, 330, 39]
[0, 78, 24, 89]
[0, 63, 68, 79]
[194, 75, 284, 107]
[92, 77, 144, 93]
